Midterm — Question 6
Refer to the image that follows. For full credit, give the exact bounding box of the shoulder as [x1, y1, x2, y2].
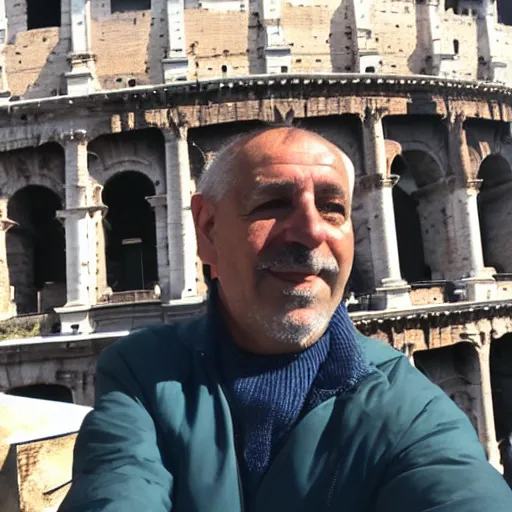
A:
[357, 333, 451, 405]
[355, 332, 468, 439]
[97, 316, 207, 383]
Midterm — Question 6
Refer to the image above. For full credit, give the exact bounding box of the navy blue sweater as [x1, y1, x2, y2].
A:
[219, 331, 331, 501]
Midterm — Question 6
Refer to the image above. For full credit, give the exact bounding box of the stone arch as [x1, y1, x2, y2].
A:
[399, 148, 443, 188]
[102, 170, 158, 292]
[384, 140, 402, 176]
[6, 383, 73, 403]
[468, 145, 483, 179]
[414, 342, 480, 433]
[0, 143, 65, 200]
[477, 154, 512, 273]
[96, 158, 165, 196]
[7, 185, 66, 314]
[88, 129, 166, 196]
[390, 147, 445, 283]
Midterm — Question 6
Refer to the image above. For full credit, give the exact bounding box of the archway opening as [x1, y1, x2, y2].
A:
[491, 333, 512, 441]
[498, 1, 512, 26]
[477, 154, 512, 273]
[6, 383, 73, 403]
[102, 171, 158, 292]
[414, 342, 480, 433]
[391, 154, 431, 283]
[27, 0, 61, 30]
[7, 185, 65, 314]
[491, 333, 512, 486]
[111, 0, 151, 13]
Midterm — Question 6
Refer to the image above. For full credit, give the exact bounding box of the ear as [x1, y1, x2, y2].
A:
[191, 194, 217, 266]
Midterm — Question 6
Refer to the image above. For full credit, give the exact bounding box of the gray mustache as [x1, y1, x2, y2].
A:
[256, 245, 339, 276]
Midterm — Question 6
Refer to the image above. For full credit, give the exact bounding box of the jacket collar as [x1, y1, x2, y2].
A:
[194, 280, 374, 397]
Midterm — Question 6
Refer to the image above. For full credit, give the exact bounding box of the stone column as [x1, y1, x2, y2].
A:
[55, 130, 105, 334]
[350, 0, 381, 73]
[146, 195, 170, 301]
[477, 0, 507, 83]
[0, 0, 9, 100]
[360, 108, 411, 309]
[476, 339, 501, 469]
[65, 0, 96, 95]
[261, 0, 291, 73]
[164, 128, 197, 300]
[0, 213, 17, 319]
[162, 0, 189, 82]
[447, 114, 496, 300]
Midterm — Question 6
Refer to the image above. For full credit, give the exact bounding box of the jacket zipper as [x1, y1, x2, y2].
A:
[326, 461, 342, 509]
[201, 350, 245, 512]
[220, 381, 245, 512]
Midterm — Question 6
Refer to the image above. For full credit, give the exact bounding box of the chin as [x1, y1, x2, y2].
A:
[256, 308, 331, 347]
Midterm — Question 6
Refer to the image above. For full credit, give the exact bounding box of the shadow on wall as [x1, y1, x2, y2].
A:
[407, 1, 430, 75]
[329, 1, 354, 73]
[248, 1, 264, 75]
[24, 36, 69, 99]
[146, 0, 166, 85]
[6, 384, 73, 403]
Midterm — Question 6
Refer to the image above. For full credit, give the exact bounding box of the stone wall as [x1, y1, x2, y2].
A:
[1, 1, 512, 99]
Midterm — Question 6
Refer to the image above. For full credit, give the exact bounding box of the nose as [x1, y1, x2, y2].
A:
[283, 192, 328, 249]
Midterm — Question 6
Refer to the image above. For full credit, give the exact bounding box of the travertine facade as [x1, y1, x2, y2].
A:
[0, 0, 512, 498]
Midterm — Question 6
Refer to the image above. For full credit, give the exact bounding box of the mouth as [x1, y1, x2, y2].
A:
[265, 269, 318, 284]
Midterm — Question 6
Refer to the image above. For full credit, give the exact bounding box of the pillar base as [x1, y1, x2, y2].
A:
[65, 52, 97, 96]
[55, 305, 95, 335]
[162, 57, 189, 83]
[374, 278, 412, 310]
[456, 269, 497, 302]
[0, 90, 10, 104]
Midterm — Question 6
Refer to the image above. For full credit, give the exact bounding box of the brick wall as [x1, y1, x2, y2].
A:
[5, 28, 68, 97]
[3, 1, 512, 97]
[440, 10, 479, 79]
[493, 24, 512, 84]
[371, 0, 418, 75]
[185, 9, 251, 79]
[91, 11, 152, 89]
[282, 0, 351, 73]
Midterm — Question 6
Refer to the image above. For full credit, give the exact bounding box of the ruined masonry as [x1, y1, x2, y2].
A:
[0, 1, 512, 508]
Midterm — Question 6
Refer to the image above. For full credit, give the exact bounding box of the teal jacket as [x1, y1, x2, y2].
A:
[60, 315, 512, 511]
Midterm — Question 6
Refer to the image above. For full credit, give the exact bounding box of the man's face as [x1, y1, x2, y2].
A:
[193, 129, 354, 352]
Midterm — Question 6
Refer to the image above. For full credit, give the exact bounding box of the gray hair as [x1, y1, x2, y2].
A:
[196, 127, 355, 202]
[196, 133, 247, 202]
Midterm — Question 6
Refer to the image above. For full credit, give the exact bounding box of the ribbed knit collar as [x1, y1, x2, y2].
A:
[202, 281, 374, 399]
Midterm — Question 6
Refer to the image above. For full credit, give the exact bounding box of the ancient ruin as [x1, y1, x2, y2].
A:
[0, 2, 511, 506]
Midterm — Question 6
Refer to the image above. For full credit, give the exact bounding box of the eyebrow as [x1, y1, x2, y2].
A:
[248, 180, 347, 202]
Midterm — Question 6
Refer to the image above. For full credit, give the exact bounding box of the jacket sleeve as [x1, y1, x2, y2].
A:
[376, 390, 512, 511]
[58, 342, 173, 512]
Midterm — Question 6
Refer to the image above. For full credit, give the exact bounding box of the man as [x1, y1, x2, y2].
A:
[60, 127, 512, 511]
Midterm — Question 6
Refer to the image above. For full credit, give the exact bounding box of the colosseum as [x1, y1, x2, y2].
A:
[0, 0, 512, 499]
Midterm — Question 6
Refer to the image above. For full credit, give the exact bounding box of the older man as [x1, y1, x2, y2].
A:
[60, 127, 512, 511]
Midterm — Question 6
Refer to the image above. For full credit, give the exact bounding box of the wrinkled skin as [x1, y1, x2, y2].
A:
[191, 128, 354, 354]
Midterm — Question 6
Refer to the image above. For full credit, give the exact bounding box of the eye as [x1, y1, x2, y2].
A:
[318, 202, 345, 216]
[252, 198, 291, 213]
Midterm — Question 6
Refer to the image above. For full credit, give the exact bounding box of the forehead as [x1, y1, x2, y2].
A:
[235, 132, 350, 193]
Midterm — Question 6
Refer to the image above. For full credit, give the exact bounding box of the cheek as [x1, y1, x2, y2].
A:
[215, 220, 272, 267]
[246, 220, 275, 253]
[331, 223, 355, 267]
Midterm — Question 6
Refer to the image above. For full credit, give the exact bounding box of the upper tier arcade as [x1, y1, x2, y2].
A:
[1, 0, 512, 101]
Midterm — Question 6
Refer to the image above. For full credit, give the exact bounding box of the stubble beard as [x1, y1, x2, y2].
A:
[247, 288, 333, 348]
